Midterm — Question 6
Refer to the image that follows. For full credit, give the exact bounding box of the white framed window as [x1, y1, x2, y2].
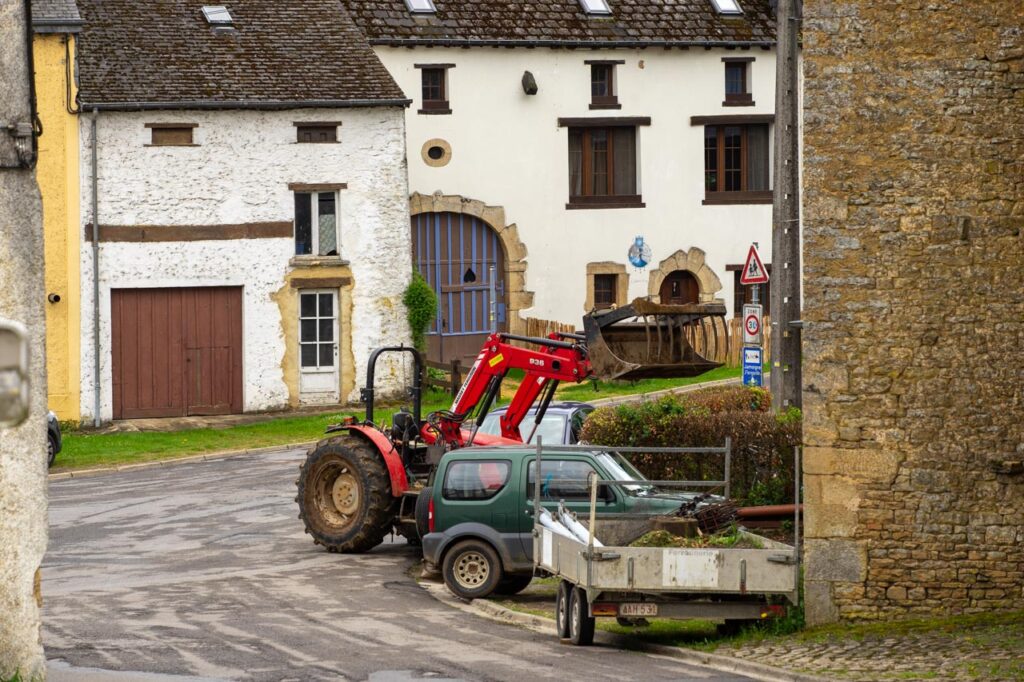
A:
[578, 0, 612, 15]
[710, 0, 743, 14]
[294, 191, 338, 256]
[405, 0, 436, 13]
[299, 290, 338, 371]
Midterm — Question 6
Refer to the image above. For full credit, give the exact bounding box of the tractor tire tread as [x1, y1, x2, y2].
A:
[296, 435, 398, 553]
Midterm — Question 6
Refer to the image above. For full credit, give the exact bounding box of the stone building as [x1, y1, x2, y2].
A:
[343, 0, 779, 364]
[801, 1, 1023, 622]
[74, 0, 413, 423]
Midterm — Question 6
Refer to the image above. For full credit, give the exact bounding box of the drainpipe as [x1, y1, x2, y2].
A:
[90, 108, 100, 427]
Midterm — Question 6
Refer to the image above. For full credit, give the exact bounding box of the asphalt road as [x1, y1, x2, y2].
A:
[43, 447, 754, 681]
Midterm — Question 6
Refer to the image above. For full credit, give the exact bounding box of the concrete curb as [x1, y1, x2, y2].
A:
[419, 581, 830, 682]
[47, 441, 318, 481]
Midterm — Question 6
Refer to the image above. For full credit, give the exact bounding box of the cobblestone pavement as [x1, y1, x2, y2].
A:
[723, 612, 1024, 681]
[494, 581, 1024, 681]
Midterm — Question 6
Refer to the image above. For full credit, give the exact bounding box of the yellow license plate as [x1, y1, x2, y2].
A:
[619, 603, 658, 617]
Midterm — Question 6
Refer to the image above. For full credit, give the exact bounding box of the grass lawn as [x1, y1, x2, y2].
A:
[56, 390, 452, 472]
[555, 364, 746, 403]
[56, 364, 755, 472]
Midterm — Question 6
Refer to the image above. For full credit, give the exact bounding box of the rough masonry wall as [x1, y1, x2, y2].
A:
[79, 107, 412, 421]
[801, 1, 1024, 622]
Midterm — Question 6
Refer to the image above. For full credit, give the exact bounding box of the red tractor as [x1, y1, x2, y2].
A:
[296, 300, 728, 552]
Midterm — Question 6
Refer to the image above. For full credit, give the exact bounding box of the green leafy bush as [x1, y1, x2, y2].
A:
[402, 271, 438, 353]
[579, 386, 801, 504]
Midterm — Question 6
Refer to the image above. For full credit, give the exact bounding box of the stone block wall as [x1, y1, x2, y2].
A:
[801, 1, 1023, 622]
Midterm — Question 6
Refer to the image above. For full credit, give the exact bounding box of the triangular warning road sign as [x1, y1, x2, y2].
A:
[740, 245, 769, 285]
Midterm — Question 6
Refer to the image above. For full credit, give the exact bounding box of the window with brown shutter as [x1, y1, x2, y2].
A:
[586, 60, 624, 109]
[416, 64, 454, 114]
[145, 123, 197, 146]
[723, 57, 755, 106]
[593, 274, 618, 309]
[567, 126, 641, 208]
[703, 123, 771, 203]
[295, 123, 339, 143]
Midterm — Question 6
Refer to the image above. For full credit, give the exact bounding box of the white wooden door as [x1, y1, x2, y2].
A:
[298, 290, 339, 404]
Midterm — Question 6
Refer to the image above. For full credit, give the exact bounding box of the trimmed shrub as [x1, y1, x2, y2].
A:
[579, 386, 801, 504]
[403, 271, 438, 353]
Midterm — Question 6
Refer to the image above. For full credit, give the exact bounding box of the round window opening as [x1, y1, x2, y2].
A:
[421, 138, 452, 167]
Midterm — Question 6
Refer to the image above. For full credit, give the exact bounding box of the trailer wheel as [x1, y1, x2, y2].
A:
[568, 586, 595, 646]
[442, 539, 502, 600]
[296, 435, 398, 553]
[555, 581, 572, 639]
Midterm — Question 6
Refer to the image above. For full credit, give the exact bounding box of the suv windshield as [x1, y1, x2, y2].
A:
[593, 452, 654, 494]
[478, 411, 567, 444]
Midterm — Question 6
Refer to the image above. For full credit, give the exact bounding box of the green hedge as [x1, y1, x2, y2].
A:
[579, 386, 801, 504]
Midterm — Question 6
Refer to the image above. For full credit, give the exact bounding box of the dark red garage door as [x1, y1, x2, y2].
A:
[111, 287, 243, 419]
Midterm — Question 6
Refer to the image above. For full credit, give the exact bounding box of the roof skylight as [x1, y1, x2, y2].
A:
[578, 0, 612, 15]
[201, 5, 234, 25]
[405, 0, 437, 13]
[710, 0, 743, 14]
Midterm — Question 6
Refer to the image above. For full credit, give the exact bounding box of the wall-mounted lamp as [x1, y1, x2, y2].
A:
[522, 71, 538, 96]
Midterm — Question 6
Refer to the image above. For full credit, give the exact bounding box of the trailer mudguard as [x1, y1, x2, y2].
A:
[337, 425, 409, 497]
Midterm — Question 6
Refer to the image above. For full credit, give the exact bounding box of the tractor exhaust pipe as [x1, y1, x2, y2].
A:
[583, 299, 728, 381]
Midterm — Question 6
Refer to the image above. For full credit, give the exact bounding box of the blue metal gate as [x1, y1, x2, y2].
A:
[411, 212, 507, 363]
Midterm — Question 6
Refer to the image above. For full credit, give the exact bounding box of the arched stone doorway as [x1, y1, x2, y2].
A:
[648, 248, 724, 304]
[659, 270, 700, 305]
[410, 193, 531, 364]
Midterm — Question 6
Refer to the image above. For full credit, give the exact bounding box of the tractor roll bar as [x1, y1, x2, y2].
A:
[361, 345, 423, 424]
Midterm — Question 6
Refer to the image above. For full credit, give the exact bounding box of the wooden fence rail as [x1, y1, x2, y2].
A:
[423, 358, 463, 396]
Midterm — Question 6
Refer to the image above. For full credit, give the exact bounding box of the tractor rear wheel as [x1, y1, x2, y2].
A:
[296, 435, 398, 553]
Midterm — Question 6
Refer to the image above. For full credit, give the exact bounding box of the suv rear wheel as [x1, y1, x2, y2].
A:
[442, 539, 502, 600]
[47, 434, 57, 468]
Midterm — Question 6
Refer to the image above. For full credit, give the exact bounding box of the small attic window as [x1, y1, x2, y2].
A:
[405, 0, 437, 13]
[578, 0, 612, 14]
[202, 5, 233, 26]
[710, 0, 743, 14]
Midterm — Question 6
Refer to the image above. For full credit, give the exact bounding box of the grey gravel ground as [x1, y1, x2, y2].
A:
[44, 446, 755, 681]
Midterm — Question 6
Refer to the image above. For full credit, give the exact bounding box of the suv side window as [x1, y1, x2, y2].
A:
[442, 460, 511, 500]
[569, 409, 591, 443]
[527, 459, 609, 502]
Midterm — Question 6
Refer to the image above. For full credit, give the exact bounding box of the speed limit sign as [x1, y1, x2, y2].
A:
[742, 304, 763, 345]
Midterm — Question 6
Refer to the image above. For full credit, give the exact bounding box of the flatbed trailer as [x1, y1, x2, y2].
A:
[531, 441, 801, 645]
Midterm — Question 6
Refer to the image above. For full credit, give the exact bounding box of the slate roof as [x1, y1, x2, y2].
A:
[76, 0, 408, 109]
[32, 0, 83, 33]
[342, 0, 776, 47]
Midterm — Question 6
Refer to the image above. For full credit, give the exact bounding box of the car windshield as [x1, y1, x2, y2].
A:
[593, 452, 654, 493]
[477, 411, 567, 444]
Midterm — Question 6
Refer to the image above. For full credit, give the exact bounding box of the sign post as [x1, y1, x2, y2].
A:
[739, 244, 769, 387]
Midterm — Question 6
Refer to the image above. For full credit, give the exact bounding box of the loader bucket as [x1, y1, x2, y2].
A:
[583, 299, 729, 381]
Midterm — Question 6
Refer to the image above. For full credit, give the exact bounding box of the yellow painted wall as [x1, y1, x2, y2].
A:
[33, 34, 81, 421]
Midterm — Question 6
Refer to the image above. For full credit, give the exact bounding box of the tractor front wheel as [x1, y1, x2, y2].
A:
[296, 435, 398, 553]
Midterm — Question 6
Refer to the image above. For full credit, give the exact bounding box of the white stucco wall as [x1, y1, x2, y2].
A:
[376, 46, 777, 325]
[79, 107, 412, 422]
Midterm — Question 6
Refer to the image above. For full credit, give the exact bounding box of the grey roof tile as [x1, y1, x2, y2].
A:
[342, 0, 776, 45]
[76, 0, 407, 107]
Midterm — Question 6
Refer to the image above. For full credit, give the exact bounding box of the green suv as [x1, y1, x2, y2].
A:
[419, 446, 695, 600]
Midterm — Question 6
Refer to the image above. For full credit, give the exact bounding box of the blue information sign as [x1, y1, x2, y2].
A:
[742, 346, 763, 387]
